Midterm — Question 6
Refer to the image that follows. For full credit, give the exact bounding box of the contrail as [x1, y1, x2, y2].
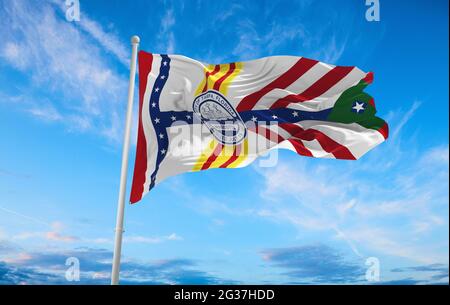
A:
[0, 205, 50, 227]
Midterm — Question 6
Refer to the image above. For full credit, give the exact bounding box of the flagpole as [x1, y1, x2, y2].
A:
[111, 35, 140, 285]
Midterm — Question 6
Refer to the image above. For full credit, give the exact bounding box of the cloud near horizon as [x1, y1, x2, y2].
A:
[0, 242, 235, 284]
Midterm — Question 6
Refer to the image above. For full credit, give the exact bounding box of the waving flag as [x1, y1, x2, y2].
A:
[130, 51, 388, 203]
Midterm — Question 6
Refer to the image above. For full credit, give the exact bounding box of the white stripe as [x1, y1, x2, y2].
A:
[253, 62, 331, 110]
[141, 55, 162, 197]
[295, 120, 385, 159]
[301, 139, 334, 158]
[255, 66, 366, 112]
[289, 68, 367, 112]
[226, 56, 301, 107]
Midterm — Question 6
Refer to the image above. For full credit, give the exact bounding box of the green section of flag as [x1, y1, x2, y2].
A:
[327, 80, 386, 131]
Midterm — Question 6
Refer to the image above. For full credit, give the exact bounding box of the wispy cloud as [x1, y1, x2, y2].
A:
[391, 100, 421, 139]
[125, 233, 183, 244]
[0, 244, 234, 284]
[261, 244, 364, 284]
[254, 101, 448, 265]
[27, 102, 63, 122]
[157, 9, 176, 54]
[390, 263, 449, 283]
[78, 16, 129, 67]
[11, 221, 79, 243]
[0, 0, 129, 143]
[229, 3, 349, 63]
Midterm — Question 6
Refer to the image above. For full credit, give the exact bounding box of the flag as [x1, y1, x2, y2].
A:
[129, 51, 388, 203]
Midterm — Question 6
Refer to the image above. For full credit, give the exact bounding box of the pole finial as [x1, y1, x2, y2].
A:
[131, 35, 140, 44]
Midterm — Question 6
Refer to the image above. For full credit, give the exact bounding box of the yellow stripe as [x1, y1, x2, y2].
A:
[207, 64, 229, 91]
[192, 62, 246, 171]
[195, 64, 231, 96]
[192, 139, 218, 172]
[195, 64, 214, 96]
[207, 62, 245, 168]
[226, 139, 249, 168]
[208, 144, 235, 169]
[220, 62, 243, 96]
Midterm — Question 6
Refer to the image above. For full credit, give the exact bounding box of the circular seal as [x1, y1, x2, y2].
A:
[193, 90, 247, 145]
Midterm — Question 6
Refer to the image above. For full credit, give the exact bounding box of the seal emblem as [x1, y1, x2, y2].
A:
[193, 90, 247, 145]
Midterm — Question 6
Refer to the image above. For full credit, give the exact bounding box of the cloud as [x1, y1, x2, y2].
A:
[0, 0, 129, 143]
[124, 233, 182, 244]
[376, 278, 423, 285]
[391, 264, 449, 283]
[45, 232, 79, 243]
[157, 9, 176, 54]
[254, 100, 448, 265]
[0, 246, 235, 284]
[315, 35, 347, 64]
[391, 100, 421, 139]
[227, 2, 350, 63]
[167, 233, 183, 241]
[420, 145, 449, 165]
[261, 244, 365, 284]
[47, 0, 129, 66]
[77, 16, 129, 67]
[8, 221, 78, 243]
[0, 42, 28, 70]
[27, 102, 63, 122]
[0, 262, 60, 285]
[231, 19, 308, 60]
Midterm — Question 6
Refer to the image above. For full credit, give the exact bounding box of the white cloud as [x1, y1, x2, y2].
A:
[48, 0, 129, 66]
[125, 236, 162, 244]
[0, 42, 28, 69]
[78, 16, 130, 67]
[314, 35, 347, 64]
[125, 233, 183, 244]
[161, 9, 175, 32]
[45, 231, 78, 242]
[342, 227, 447, 264]
[28, 103, 63, 122]
[12, 221, 79, 243]
[392, 100, 421, 139]
[167, 233, 183, 241]
[157, 9, 176, 54]
[420, 145, 449, 165]
[253, 101, 448, 264]
[231, 9, 347, 63]
[0, 0, 129, 143]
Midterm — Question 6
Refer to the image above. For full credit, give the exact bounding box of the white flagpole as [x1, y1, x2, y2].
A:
[111, 35, 140, 285]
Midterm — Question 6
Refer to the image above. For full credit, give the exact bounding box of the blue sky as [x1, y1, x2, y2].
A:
[0, 0, 448, 284]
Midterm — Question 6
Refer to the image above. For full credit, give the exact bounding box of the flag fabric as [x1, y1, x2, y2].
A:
[130, 51, 388, 203]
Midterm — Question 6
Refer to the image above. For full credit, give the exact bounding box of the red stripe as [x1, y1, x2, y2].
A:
[203, 65, 220, 92]
[247, 127, 315, 157]
[130, 51, 153, 204]
[219, 144, 241, 168]
[214, 63, 236, 91]
[235, 57, 318, 112]
[201, 143, 223, 170]
[280, 123, 356, 160]
[362, 71, 374, 84]
[288, 139, 314, 157]
[377, 122, 389, 139]
[248, 125, 284, 143]
[269, 66, 354, 109]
